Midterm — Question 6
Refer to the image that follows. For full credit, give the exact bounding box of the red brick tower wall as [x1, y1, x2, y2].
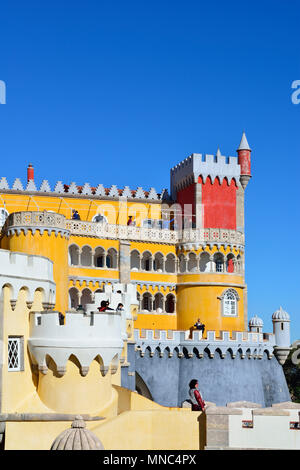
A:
[176, 183, 196, 227]
[198, 176, 237, 230]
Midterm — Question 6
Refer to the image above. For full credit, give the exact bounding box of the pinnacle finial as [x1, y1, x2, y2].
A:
[237, 132, 251, 151]
[216, 147, 221, 158]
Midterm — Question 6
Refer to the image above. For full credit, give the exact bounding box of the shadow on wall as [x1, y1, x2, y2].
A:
[135, 372, 153, 401]
[198, 412, 206, 450]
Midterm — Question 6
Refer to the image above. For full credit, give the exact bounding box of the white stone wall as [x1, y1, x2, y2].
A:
[228, 405, 300, 449]
[0, 249, 55, 303]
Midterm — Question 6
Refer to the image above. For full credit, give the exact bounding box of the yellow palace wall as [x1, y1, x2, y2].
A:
[1, 287, 44, 414]
[0, 192, 246, 335]
[176, 275, 245, 334]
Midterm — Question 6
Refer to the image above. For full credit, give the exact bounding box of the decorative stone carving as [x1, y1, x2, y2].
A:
[12, 178, 24, 191]
[135, 187, 145, 199]
[26, 180, 37, 192]
[0, 177, 9, 189]
[81, 183, 92, 195]
[54, 181, 65, 193]
[68, 182, 78, 195]
[39, 180, 51, 192]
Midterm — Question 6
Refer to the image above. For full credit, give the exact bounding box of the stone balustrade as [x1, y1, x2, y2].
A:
[3, 211, 69, 238]
[3, 212, 245, 247]
[66, 220, 244, 247]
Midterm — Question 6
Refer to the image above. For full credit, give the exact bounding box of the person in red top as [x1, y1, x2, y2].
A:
[98, 301, 107, 312]
[188, 379, 206, 411]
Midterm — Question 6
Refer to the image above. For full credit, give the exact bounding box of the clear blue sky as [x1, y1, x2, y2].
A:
[0, 1, 299, 341]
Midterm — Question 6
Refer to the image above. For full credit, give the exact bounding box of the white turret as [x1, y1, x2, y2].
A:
[272, 306, 291, 365]
[249, 315, 263, 333]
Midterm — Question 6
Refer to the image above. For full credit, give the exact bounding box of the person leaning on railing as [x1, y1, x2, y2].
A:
[188, 379, 206, 411]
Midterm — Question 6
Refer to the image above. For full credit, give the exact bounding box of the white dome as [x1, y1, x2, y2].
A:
[51, 416, 104, 450]
[272, 306, 290, 321]
[249, 315, 263, 327]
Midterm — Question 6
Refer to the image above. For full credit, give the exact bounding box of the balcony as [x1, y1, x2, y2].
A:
[3, 212, 244, 247]
[67, 219, 244, 246]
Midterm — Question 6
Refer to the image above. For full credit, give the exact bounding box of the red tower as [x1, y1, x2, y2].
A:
[171, 134, 253, 231]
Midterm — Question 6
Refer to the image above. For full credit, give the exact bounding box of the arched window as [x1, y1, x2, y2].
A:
[220, 289, 239, 316]
[130, 250, 140, 270]
[69, 287, 79, 309]
[165, 293, 175, 313]
[226, 254, 235, 273]
[69, 244, 79, 266]
[187, 253, 198, 272]
[153, 253, 164, 272]
[106, 248, 117, 269]
[141, 252, 152, 272]
[142, 292, 152, 312]
[81, 245, 92, 267]
[213, 253, 224, 273]
[81, 288, 93, 308]
[94, 247, 105, 268]
[165, 253, 175, 273]
[154, 293, 164, 312]
[199, 252, 210, 272]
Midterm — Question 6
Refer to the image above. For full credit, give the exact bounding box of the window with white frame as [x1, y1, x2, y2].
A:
[214, 253, 224, 273]
[221, 289, 239, 317]
[8, 337, 23, 371]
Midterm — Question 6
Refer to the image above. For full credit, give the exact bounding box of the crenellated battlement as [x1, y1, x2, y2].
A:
[0, 176, 166, 202]
[28, 283, 138, 377]
[134, 328, 275, 359]
[28, 309, 126, 377]
[170, 152, 241, 198]
[0, 248, 55, 306]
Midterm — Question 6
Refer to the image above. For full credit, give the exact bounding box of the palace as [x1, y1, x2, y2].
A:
[0, 132, 298, 451]
[0, 134, 251, 332]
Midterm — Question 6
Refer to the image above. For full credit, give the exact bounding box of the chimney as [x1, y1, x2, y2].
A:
[27, 163, 34, 182]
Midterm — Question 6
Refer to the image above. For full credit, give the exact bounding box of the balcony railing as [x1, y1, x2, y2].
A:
[3, 212, 245, 246]
[67, 220, 244, 246]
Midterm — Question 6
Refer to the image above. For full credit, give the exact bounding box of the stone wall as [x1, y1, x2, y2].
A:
[129, 346, 290, 408]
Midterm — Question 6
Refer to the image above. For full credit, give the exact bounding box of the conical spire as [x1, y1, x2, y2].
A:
[237, 132, 251, 151]
[216, 147, 222, 158]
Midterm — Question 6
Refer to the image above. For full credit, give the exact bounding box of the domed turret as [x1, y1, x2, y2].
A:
[50, 415, 104, 450]
[272, 306, 291, 365]
[249, 315, 263, 333]
[272, 306, 290, 321]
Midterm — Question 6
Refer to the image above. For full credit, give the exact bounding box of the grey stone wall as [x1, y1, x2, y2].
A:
[126, 346, 290, 408]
